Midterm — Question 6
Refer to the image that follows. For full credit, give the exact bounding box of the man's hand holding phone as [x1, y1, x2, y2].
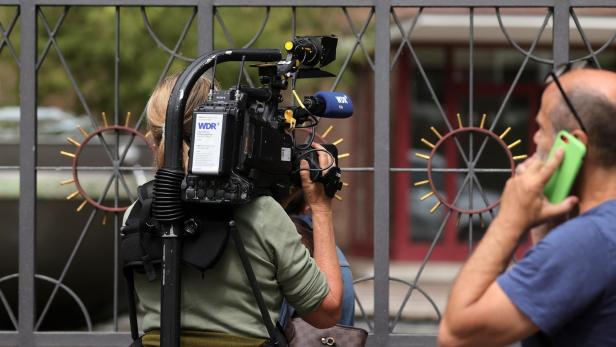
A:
[513, 131, 585, 242]
[496, 150, 579, 237]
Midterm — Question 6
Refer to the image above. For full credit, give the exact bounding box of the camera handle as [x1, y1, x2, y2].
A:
[154, 49, 282, 347]
[292, 144, 343, 198]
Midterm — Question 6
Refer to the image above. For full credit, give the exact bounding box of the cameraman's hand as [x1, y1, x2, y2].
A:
[299, 142, 342, 327]
[300, 143, 334, 214]
[496, 149, 578, 235]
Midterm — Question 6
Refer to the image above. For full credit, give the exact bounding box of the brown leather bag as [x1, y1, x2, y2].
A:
[283, 317, 368, 347]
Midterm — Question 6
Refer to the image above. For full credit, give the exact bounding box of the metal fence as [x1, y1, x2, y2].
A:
[1, 0, 616, 346]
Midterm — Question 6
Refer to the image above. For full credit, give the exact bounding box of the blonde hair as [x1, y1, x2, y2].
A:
[145, 74, 214, 171]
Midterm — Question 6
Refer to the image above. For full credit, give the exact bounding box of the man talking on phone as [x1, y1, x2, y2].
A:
[438, 68, 616, 347]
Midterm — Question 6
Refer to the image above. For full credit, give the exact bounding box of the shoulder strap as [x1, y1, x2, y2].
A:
[137, 180, 155, 231]
[121, 181, 156, 346]
[123, 267, 142, 345]
[120, 186, 157, 282]
[229, 220, 287, 347]
[120, 180, 155, 237]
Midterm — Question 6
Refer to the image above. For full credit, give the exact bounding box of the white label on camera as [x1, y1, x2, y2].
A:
[281, 147, 291, 162]
[191, 113, 224, 174]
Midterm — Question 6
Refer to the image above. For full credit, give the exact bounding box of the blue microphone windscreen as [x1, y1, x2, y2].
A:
[315, 91, 354, 118]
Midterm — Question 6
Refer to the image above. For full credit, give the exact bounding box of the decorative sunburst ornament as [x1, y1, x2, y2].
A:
[60, 112, 155, 223]
[414, 113, 527, 221]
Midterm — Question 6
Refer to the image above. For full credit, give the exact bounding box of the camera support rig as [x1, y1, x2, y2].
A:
[154, 49, 282, 347]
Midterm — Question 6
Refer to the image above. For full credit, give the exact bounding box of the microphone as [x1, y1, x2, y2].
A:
[301, 91, 354, 118]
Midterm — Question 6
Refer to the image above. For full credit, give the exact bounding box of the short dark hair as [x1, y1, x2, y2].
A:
[284, 191, 306, 215]
[550, 87, 616, 168]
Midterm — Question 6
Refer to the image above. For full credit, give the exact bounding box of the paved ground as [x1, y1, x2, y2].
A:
[349, 258, 462, 323]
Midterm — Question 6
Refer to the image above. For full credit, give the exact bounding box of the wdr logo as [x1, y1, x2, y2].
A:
[198, 122, 218, 130]
[335, 95, 349, 104]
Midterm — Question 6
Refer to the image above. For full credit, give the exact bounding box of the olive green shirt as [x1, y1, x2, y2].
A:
[124, 196, 329, 339]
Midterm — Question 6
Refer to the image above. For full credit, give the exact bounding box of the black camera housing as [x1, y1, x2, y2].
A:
[178, 36, 345, 205]
[183, 88, 295, 204]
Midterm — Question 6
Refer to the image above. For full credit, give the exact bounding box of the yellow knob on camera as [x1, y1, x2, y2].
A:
[284, 41, 294, 51]
[284, 109, 296, 129]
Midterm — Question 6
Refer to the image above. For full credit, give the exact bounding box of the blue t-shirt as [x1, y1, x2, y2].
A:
[497, 200, 616, 347]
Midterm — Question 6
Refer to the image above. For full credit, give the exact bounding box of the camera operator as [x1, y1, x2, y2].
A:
[124, 74, 342, 347]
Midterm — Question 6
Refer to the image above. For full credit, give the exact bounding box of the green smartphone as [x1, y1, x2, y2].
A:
[543, 130, 586, 204]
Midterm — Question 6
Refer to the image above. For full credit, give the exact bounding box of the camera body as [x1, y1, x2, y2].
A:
[181, 35, 349, 205]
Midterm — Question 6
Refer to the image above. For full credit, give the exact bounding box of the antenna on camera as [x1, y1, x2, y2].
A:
[210, 56, 218, 92]
[236, 55, 246, 91]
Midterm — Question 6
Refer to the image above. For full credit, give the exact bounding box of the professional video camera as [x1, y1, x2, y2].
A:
[181, 35, 353, 206]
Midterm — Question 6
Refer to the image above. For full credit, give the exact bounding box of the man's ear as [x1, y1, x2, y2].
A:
[570, 128, 592, 169]
[570, 129, 589, 147]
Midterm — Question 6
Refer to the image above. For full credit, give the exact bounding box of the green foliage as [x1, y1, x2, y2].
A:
[0, 6, 20, 106]
[0, 6, 374, 125]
